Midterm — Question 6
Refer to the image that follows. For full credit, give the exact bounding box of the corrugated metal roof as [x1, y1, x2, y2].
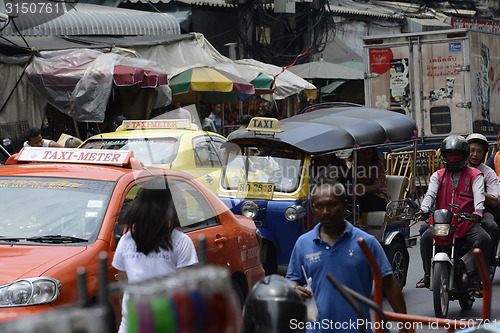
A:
[1, 3, 180, 37]
[123, 0, 234, 8]
[326, 4, 404, 18]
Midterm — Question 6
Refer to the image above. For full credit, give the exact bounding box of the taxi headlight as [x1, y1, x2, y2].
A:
[0, 277, 61, 307]
[241, 200, 259, 219]
[284, 205, 306, 221]
[430, 224, 451, 237]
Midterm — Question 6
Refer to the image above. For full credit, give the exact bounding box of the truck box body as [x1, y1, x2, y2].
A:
[363, 29, 500, 142]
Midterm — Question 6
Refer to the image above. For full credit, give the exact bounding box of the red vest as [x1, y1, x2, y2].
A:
[436, 166, 482, 238]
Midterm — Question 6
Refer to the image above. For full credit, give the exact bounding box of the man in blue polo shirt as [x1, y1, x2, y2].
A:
[287, 179, 407, 332]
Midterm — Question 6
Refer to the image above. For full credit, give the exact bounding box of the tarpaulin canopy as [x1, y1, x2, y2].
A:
[26, 48, 171, 122]
[273, 106, 418, 154]
[213, 59, 317, 100]
[288, 59, 364, 80]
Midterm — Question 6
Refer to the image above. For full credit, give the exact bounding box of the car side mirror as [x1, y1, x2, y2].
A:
[113, 221, 126, 247]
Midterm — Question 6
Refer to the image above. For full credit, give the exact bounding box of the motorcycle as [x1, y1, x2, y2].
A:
[426, 203, 476, 318]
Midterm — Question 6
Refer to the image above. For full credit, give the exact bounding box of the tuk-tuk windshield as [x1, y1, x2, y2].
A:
[221, 143, 304, 193]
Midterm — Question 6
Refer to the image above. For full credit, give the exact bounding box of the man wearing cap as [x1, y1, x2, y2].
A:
[467, 133, 500, 266]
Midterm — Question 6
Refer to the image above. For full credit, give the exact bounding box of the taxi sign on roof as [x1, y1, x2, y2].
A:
[123, 119, 191, 130]
[18, 147, 131, 165]
[247, 117, 283, 133]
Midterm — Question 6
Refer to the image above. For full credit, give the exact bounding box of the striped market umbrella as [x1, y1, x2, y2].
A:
[250, 73, 275, 95]
[169, 67, 255, 103]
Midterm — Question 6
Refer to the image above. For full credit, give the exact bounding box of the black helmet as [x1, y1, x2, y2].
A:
[241, 274, 307, 333]
[440, 134, 469, 172]
[466, 133, 489, 151]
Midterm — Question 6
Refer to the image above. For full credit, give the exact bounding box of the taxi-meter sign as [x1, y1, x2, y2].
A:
[237, 182, 274, 199]
[246, 117, 283, 133]
[18, 147, 131, 165]
[123, 119, 190, 130]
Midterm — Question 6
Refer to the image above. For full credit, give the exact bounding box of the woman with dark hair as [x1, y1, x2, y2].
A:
[112, 176, 198, 333]
[348, 147, 389, 212]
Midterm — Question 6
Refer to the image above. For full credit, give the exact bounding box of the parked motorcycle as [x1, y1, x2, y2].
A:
[426, 204, 476, 318]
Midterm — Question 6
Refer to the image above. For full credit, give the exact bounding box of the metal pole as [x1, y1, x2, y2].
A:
[352, 148, 358, 224]
[77, 267, 87, 307]
[98, 252, 108, 307]
[473, 248, 491, 319]
[412, 140, 417, 201]
[67, 91, 82, 139]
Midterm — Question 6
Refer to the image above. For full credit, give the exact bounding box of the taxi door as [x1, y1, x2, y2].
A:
[117, 175, 231, 268]
[190, 135, 226, 193]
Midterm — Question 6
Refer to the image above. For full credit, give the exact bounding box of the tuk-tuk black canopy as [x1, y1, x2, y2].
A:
[273, 106, 418, 154]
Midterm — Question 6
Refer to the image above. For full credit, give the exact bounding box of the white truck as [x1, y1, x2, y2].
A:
[363, 28, 500, 143]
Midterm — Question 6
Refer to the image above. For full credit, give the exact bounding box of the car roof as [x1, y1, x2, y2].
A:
[86, 128, 225, 140]
[0, 163, 136, 181]
[1, 147, 198, 181]
[0, 162, 201, 181]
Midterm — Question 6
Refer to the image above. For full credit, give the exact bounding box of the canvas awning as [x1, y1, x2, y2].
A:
[288, 59, 364, 80]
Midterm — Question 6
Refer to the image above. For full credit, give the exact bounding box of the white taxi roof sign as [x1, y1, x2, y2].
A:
[123, 119, 191, 130]
[247, 117, 283, 133]
[17, 147, 132, 166]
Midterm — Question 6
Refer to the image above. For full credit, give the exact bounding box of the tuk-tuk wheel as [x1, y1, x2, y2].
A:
[385, 242, 408, 290]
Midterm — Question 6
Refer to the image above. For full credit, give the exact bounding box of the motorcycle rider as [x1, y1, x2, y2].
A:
[416, 135, 492, 298]
[466, 133, 500, 266]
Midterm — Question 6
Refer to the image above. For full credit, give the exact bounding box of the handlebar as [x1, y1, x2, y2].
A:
[415, 208, 472, 224]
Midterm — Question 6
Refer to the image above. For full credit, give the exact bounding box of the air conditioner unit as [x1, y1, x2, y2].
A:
[274, 0, 295, 13]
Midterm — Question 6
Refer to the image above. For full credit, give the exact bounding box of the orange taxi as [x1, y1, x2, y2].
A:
[0, 147, 264, 327]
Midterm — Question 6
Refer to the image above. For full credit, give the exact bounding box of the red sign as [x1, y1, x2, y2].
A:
[369, 48, 393, 75]
[451, 17, 500, 34]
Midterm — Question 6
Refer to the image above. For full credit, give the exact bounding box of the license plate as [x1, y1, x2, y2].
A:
[237, 182, 274, 199]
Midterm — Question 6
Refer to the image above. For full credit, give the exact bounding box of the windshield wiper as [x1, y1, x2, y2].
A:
[25, 235, 89, 244]
[0, 237, 22, 242]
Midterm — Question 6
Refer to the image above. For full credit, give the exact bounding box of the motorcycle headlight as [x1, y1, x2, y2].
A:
[431, 224, 451, 237]
[241, 200, 259, 219]
[284, 205, 306, 221]
[0, 277, 61, 307]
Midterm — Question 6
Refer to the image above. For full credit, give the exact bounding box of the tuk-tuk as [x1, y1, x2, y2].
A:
[218, 104, 418, 288]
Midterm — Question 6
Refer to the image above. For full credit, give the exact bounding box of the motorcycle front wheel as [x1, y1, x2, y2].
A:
[432, 262, 450, 318]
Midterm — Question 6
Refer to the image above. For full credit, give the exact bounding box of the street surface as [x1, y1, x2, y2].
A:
[380, 221, 500, 332]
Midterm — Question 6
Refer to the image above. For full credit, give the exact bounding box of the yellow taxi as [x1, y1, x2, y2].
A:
[0, 147, 264, 328]
[80, 119, 226, 193]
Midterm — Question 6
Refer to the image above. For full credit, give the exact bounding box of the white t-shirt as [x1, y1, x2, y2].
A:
[112, 229, 198, 333]
[23, 139, 52, 147]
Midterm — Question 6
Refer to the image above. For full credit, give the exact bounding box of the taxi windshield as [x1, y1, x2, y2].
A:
[221, 143, 304, 193]
[0, 177, 114, 244]
[81, 137, 180, 165]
